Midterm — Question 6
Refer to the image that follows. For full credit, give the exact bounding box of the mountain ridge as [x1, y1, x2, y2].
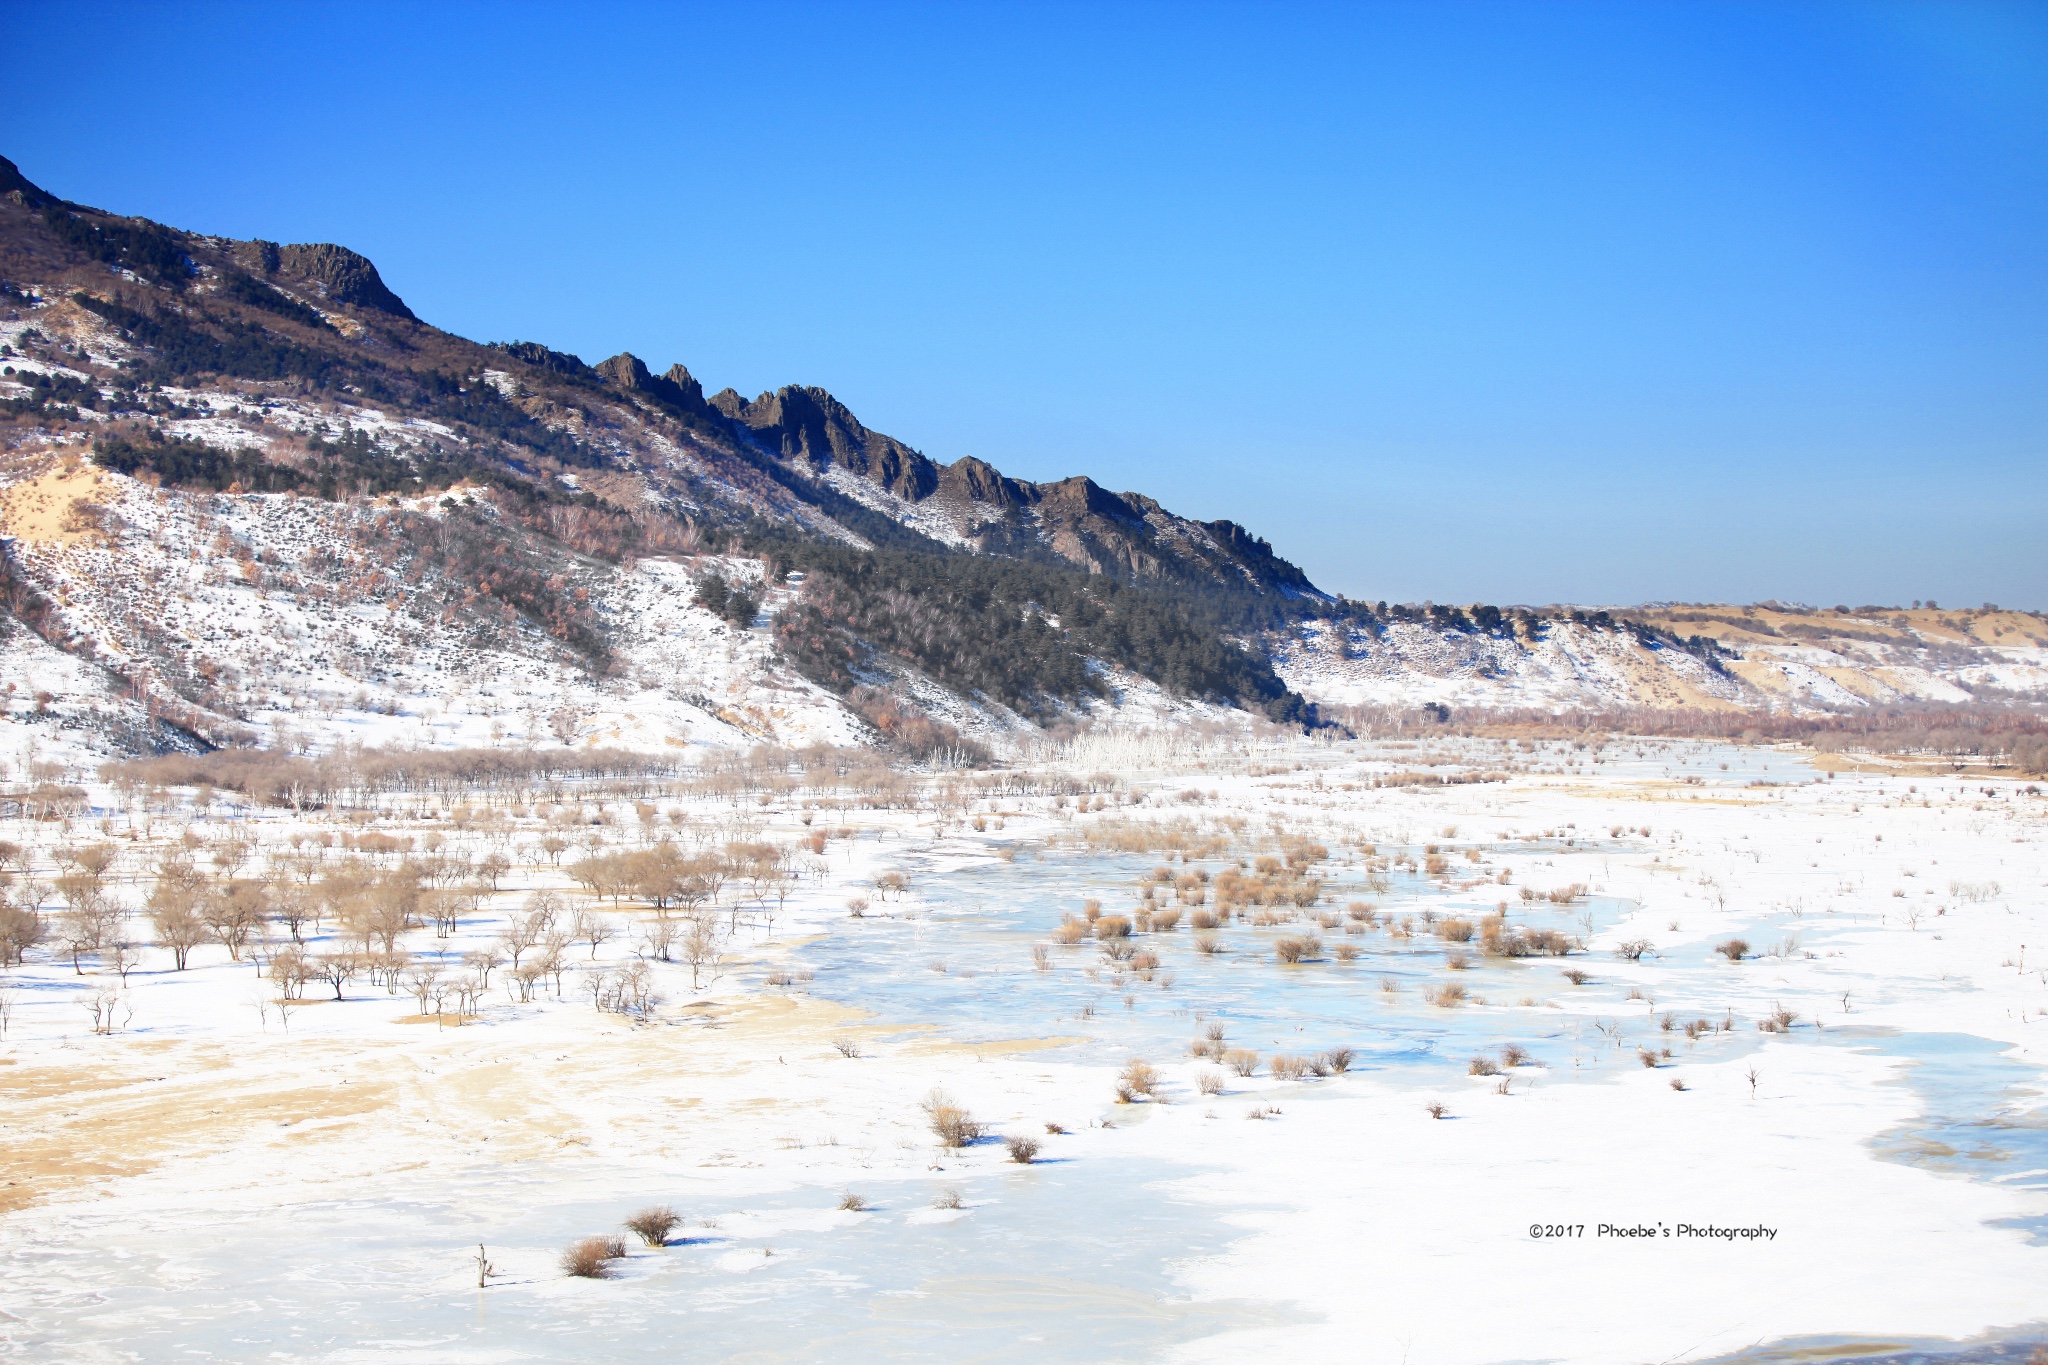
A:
[0, 152, 2041, 773]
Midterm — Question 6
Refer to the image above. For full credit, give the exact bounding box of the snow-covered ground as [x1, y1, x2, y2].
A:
[1, 738, 2044, 1361]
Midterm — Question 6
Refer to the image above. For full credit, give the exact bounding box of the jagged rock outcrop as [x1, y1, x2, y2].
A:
[274, 242, 415, 319]
[705, 381, 1321, 595]
[597, 352, 714, 420]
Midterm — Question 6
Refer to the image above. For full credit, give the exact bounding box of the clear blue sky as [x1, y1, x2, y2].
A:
[7, 1, 2044, 608]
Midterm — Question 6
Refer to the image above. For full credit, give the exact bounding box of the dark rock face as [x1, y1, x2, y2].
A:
[491, 340, 591, 374]
[276, 242, 415, 319]
[596, 352, 714, 419]
[0, 155, 61, 210]
[713, 385, 939, 501]
[709, 381, 1322, 595]
[233, 239, 282, 274]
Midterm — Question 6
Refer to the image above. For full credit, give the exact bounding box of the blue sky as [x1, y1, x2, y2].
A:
[7, 1, 2044, 608]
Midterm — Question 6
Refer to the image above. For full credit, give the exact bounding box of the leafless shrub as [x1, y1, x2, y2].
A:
[1562, 968, 1590, 985]
[1274, 935, 1319, 963]
[1051, 918, 1089, 945]
[1758, 1004, 1798, 1033]
[1324, 1046, 1354, 1073]
[1095, 915, 1132, 940]
[1004, 1135, 1041, 1164]
[1426, 982, 1467, 1007]
[1203, 1021, 1227, 1042]
[1189, 910, 1221, 930]
[1193, 931, 1222, 955]
[1500, 1043, 1531, 1068]
[1637, 1047, 1659, 1068]
[1716, 938, 1750, 962]
[932, 1188, 965, 1210]
[625, 1206, 680, 1247]
[921, 1088, 984, 1147]
[1270, 1054, 1309, 1081]
[1613, 938, 1654, 961]
[562, 1234, 627, 1278]
[837, 1192, 868, 1211]
[1117, 1057, 1160, 1101]
[1469, 1055, 1503, 1077]
[1031, 944, 1050, 971]
[1196, 1069, 1225, 1095]
[1669, 1077, 1688, 1091]
[1438, 917, 1474, 943]
[1223, 1048, 1260, 1077]
[1426, 1102, 1450, 1119]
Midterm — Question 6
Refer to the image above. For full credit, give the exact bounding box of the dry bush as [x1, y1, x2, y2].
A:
[625, 1206, 680, 1247]
[1562, 968, 1590, 985]
[1051, 918, 1089, 945]
[1469, 1055, 1503, 1077]
[1324, 1046, 1354, 1073]
[1438, 917, 1474, 942]
[1005, 1135, 1041, 1164]
[921, 1088, 984, 1147]
[1274, 935, 1320, 963]
[1193, 931, 1222, 955]
[1637, 1047, 1659, 1068]
[1613, 938, 1653, 961]
[1669, 1077, 1689, 1091]
[1444, 950, 1470, 970]
[1427, 982, 1467, 1008]
[1500, 1043, 1530, 1068]
[1095, 915, 1132, 940]
[1224, 1048, 1260, 1077]
[831, 1036, 862, 1058]
[1197, 1069, 1225, 1095]
[1759, 1004, 1797, 1033]
[1031, 944, 1051, 971]
[837, 1192, 868, 1211]
[1426, 1102, 1450, 1120]
[562, 1234, 627, 1278]
[1118, 1057, 1160, 1100]
[1204, 1021, 1227, 1042]
[932, 1188, 965, 1210]
[1190, 910, 1221, 930]
[1270, 1054, 1308, 1081]
[1716, 938, 1750, 962]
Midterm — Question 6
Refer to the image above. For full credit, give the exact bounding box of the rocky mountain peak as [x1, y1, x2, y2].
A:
[271, 242, 415, 319]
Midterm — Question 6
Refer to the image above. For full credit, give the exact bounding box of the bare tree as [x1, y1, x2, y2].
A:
[203, 880, 269, 962]
[0, 901, 45, 965]
[574, 908, 616, 959]
[681, 912, 724, 990]
[315, 951, 360, 1001]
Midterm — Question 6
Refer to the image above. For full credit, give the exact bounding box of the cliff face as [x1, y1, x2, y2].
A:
[703, 378, 1323, 595]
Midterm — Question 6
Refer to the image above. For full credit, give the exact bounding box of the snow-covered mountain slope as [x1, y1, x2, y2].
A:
[1, 151, 2040, 767]
[1266, 605, 2048, 715]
